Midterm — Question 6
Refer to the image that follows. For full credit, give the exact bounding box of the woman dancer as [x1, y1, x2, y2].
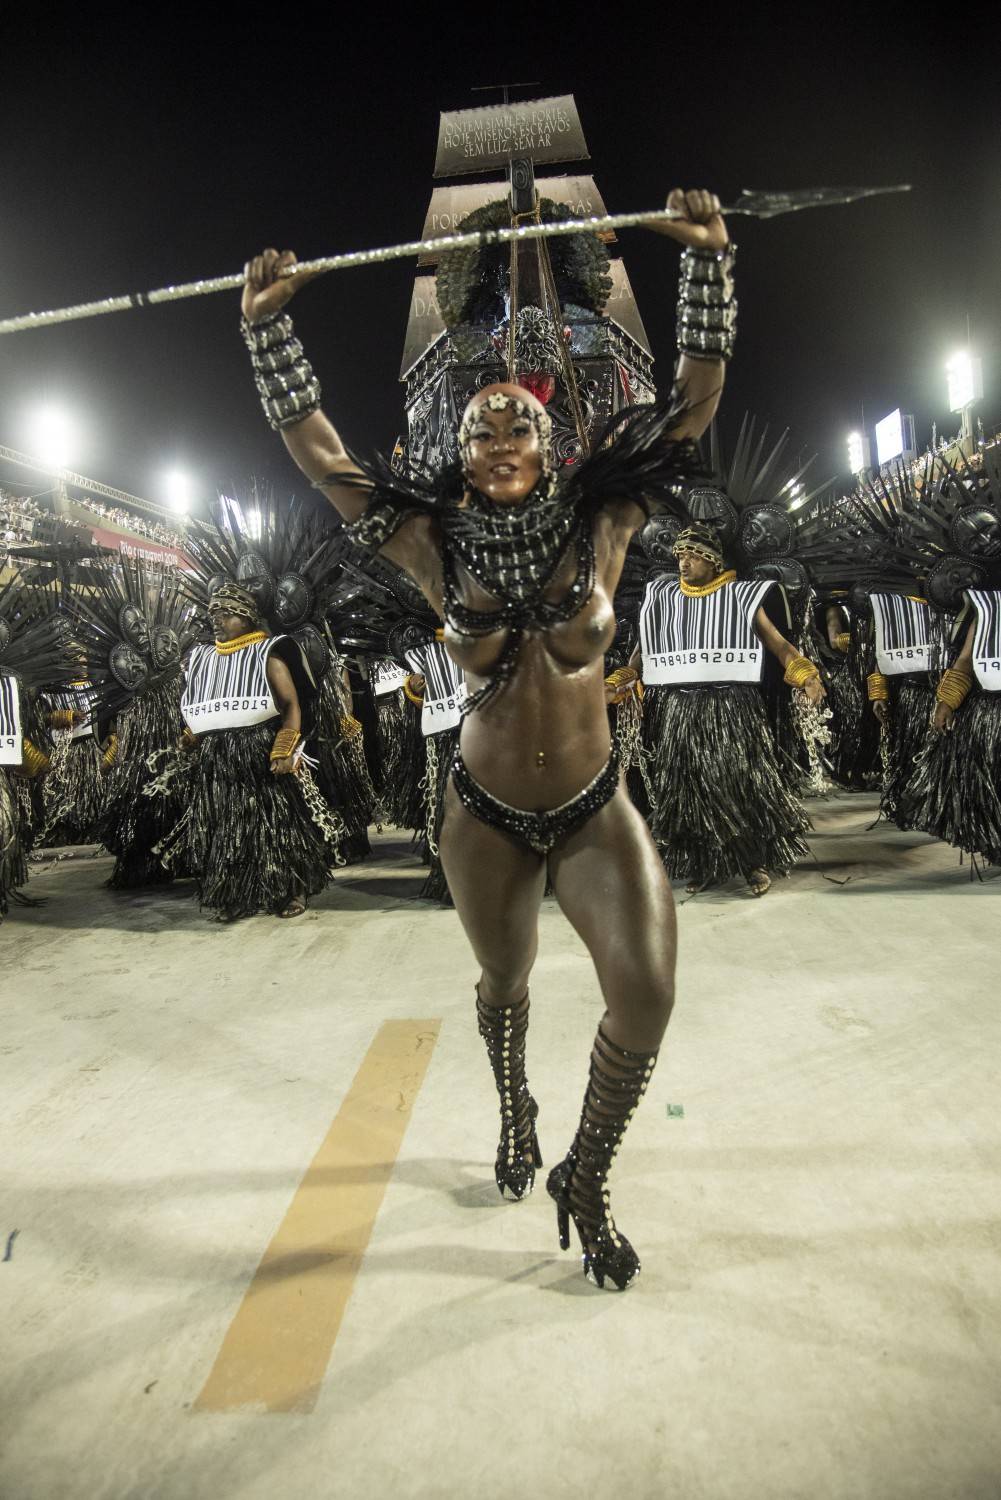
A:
[240, 188, 729, 1290]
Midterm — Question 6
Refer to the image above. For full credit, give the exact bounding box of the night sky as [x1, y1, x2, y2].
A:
[2, 14, 997, 513]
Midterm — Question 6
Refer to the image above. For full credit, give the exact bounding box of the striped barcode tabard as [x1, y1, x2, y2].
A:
[181, 638, 281, 733]
[871, 593, 931, 676]
[405, 641, 466, 736]
[44, 684, 95, 741]
[966, 589, 1001, 691]
[639, 578, 774, 686]
[0, 672, 23, 765]
[372, 658, 408, 697]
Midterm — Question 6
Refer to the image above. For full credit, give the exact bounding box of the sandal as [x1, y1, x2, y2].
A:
[278, 896, 308, 919]
[747, 869, 771, 898]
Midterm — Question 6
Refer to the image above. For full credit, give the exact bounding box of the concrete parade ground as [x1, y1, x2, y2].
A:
[2, 791, 999, 1500]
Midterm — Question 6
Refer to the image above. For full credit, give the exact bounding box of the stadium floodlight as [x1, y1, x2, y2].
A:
[163, 470, 193, 514]
[946, 350, 983, 414]
[27, 404, 77, 471]
[847, 431, 868, 475]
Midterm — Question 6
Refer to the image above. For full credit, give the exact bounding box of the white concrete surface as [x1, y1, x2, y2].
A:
[2, 793, 999, 1499]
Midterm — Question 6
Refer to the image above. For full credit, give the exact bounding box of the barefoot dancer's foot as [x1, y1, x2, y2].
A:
[747, 869, 771, 897]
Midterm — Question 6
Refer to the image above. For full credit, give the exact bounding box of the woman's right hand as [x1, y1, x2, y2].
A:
[872, 700, 890, 726]
[241, 249, 319, 325]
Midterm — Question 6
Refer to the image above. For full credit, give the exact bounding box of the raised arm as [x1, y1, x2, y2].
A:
[645, 189, 731, 441]
[242, 251, 367, 521]
[241, 252, 443, 611]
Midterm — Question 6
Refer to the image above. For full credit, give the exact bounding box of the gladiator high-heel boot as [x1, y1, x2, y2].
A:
[475, 988, 543, 1200]
[547, 1024, 658, 1290]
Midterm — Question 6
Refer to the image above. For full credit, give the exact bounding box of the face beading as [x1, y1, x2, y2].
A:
[458, 392, 555, 484]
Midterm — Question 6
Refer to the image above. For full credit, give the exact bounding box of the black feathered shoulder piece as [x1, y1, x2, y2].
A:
[559, 386, 703, 523]
[339, 386, 701, 556]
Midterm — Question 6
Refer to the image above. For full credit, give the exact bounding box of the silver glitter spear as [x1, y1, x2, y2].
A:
[0, 185, 909, 337]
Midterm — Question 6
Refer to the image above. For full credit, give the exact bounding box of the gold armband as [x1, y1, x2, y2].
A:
[936, 669, 973, 711]
[180, 726, 198, 749]
[606, 666, 639, 690]
[833, 633, 851, 654]
[783, 655, 821, 689]
[49, 708, 76, 730]
[101, 734, 119, 769]
[20, 739, 50, 777]
[867, 673, 889, 702]
[339, 714, 363, 741]
[403, 674, 425, 706]
[270, 727, 301, 762]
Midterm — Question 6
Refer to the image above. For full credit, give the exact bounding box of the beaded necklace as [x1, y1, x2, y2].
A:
[442, 481, 595, 713]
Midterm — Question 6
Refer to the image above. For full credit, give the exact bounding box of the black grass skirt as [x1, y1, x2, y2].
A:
[899, 692, 1001, 864]
[0, 770, 35, 916]
[881, 677, 935, 829]
[376, 693, 427, 832]
[188, 723, 332, 918]
[644, 684, 811, 887]
[825, 666, 881, 792]
[41, 737, 106, 846]
[99, 682, 188, 888]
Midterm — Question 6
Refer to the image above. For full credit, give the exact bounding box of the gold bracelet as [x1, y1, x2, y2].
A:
[339, 714, 363, 740]
[403, 674, 425, 706]
[783, 655, 820, 689]
[20, 739, 50, 777]
[101, 734, 119, 769]
[936, 669, 973, 711]
[867, 673, 889, 702]
[49, 708, 76, 730]
[833, 633, 851, 654]
[180, 726, 198, 749]
[606, 666, 639, 689]
[270, 727, 301, 761]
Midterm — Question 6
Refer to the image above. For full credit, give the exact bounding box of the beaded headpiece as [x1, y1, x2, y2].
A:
[672, 522, 725, 570]
[458, 391, 555, 483]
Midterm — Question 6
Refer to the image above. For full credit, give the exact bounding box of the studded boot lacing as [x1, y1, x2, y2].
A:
[548, 1025, 658, 1290]
[475, 989, 542, 1200]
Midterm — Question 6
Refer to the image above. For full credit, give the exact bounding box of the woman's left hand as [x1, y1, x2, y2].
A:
[804, 678, 827, 707]
[652, 189, 729, 252]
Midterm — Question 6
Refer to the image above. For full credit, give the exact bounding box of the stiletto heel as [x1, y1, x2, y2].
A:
[547, 1027, 659, 1292]
[476, 990, 541, 1200]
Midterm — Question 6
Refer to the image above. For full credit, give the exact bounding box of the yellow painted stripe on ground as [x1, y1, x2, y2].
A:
[194, 1019, 441, 1415]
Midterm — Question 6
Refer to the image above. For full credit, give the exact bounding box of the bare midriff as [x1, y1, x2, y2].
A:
[444, 520, 621, 810]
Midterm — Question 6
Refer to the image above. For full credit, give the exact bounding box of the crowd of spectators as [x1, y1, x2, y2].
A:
[0, 492, 70, 544]
[71, 493, 184, 549]
[1, 488, 183, 552]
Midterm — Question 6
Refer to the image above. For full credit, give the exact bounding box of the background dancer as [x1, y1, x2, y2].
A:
[636, 518, 824, 896]
[172, 580, 342, 920]
[239, 184, 731, 1290]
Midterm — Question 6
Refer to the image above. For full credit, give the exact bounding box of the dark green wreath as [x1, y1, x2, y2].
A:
[435, 198, 613, 329]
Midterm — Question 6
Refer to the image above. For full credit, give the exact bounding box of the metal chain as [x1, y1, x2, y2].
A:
[421, 734, 440, 859]
[792, 688, 834, 796]
[614, 693, 658, 812]
[298, 764, 349, 868]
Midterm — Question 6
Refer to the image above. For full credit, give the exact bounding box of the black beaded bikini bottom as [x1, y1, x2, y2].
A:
[450, 746, 621, 855]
